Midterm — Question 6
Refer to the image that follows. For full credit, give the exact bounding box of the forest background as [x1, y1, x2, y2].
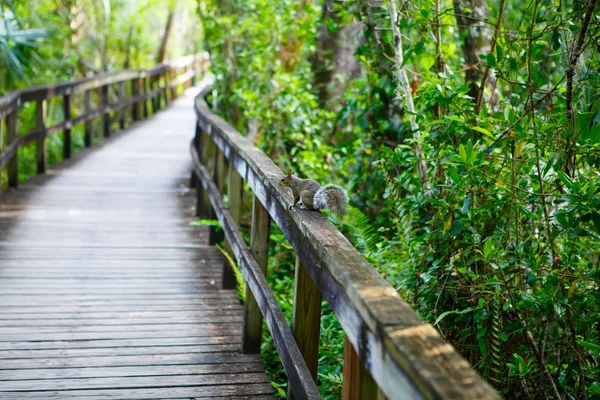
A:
[2, 0, 599, 399]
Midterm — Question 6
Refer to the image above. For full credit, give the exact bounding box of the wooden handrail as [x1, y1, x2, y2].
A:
[0, 52, 209, 187]
[191, 78, 502, 400]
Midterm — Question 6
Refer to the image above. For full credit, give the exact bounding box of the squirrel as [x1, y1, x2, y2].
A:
[279, 172, 349, 215]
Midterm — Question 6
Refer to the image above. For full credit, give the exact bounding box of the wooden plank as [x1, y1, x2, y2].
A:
[242, 195, 271, 353]
[209, 144, 225, 245]
[84, 90, 92, 146]
[0, 372, 269, 392]
[0, 384, 273, 399]
[0, 352, 261, 370]
[195, 93, 500, 400]
[6, 111, 18, 188]
[342, 335, 379, 400]
[35, 99, 47, 174]
[118, 81, 126, 129]
[288, 257, 322, 399]
[223, 165, 244, 288]
[0, 343, 240, 359]
[101, 84, 110, 137]
[63, 94, 72, 159]
[0, 363, 265, 381]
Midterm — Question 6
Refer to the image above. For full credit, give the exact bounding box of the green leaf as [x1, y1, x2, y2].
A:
[558, 170, 575, 191]
[486, 52, 496, 67]
[577, 340, 600, 356]
[472, 126, 495, 139]
[459, 144, 467, 162]
[433, 306, 476, 326]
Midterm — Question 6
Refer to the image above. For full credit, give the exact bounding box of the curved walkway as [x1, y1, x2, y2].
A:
[0, 90, 272, 399]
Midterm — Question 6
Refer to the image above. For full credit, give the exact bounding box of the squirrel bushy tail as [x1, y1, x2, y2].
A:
[314, 184, 349, 215]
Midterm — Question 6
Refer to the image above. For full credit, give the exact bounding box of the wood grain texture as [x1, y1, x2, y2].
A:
[0, 88, 272, 399]
[288, 257, 322, 400]
[194, 88, 501, 400]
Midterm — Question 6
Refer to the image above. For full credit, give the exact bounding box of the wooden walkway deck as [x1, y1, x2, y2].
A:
[0, 90, 273, 399]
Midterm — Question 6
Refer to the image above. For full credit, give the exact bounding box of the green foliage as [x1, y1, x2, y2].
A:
[202, 0, 600, 397]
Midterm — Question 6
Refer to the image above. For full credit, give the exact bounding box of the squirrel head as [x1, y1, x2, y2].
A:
[279, 172, 294, 187]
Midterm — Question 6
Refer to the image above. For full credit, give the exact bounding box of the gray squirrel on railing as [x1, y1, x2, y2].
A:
[279, 172, 349, 215]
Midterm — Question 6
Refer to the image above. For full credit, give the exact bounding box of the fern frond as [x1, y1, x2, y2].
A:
[347, 206, 379, 256]
[215, 244, 246, 302]
[489, 291, 504, 385]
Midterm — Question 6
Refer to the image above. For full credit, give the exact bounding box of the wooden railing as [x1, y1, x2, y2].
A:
[0, 52, 208, 189]
[190, 78, 502, 400]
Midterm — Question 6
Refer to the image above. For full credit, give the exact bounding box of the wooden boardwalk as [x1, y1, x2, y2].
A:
[0, 90, 273, 399]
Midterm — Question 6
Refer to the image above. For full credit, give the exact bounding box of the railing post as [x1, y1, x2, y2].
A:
[84, 90, 92, 147]
[171, 68, 177, 99]
[242, 195, 271, 353]
[209, 146, 226, 245]
[137, 77, 144, 121]
[102, 84, 110, 138]
[6, 111, 18, 188]
[151, 76, 159, 113]
[118, 81, 126, 130]
[195, 129, 214, 219]
[342, 336, 381, 400]
[143, 76, 149, 118]
[35, 99, 47, 174]
[63, 94, 72, 159]
[131, 79, 139, 122]
[288, 257, 322, 400]
[162, 71, 168, 107]
[222, 165, 243, 289]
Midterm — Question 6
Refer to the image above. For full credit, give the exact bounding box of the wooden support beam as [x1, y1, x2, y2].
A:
[63, 94, 72, 159]
[6, 111, 18, 188]
[195, 130, 214, 219]
[209, 145, 225, 245]
[35, 99, 47, 174]
[342, 336, 380, 400]
[101, 85, 110, 138]
[84, 90, 92, 147]
[143, 77, 149, 118]
[118, 82, 126, 130]
[222, 166, 243, 289]
[137, 78, 144, 121]
[131, 79, 139, 122]
[242, 195, 271, 353]
[288, 257, 322, 400]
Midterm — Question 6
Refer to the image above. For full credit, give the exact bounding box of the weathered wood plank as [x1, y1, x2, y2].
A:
[6, 111, 18, 188]
[288, 257, 322, 399]
[63, 94, 72, 158]
[342, 335, 379, 400]
[35, 99, 47, 174]
[242, 195, 271, 353]
[0, 384, 273, 399]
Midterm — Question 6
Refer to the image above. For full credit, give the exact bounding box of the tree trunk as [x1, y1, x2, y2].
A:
[453, 0, 490, 102]
[156, 6, 175, 64]
[310, 0, 361, 108]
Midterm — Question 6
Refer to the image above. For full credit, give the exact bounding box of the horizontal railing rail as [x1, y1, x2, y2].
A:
[0, 52, 208, 189]
[190, 78, 501, 400]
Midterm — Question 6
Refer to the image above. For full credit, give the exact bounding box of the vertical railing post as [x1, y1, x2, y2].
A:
[35, 99, 47, 174]
[209, 146, 226, 245]
[102, 84, 110, 138]
[195, 129, 214, 219]
[63, 94, 72, 158]
[242, 195, 271, 353]
[118, 81, 126, 130]
[162, 71, 168, 107]
[171, 68, 177, 99]
[84, 90, 92, 147]
[137, 77, 144, 121]
[287, 258, 322, 399]
[131, 79, 139, 122]
[152, 76, 159, 113]
[143, 76, 149, 118]
[6, 111, 18, 188]
[222, 165, 243, 289]
[342, 336, 381, 400]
